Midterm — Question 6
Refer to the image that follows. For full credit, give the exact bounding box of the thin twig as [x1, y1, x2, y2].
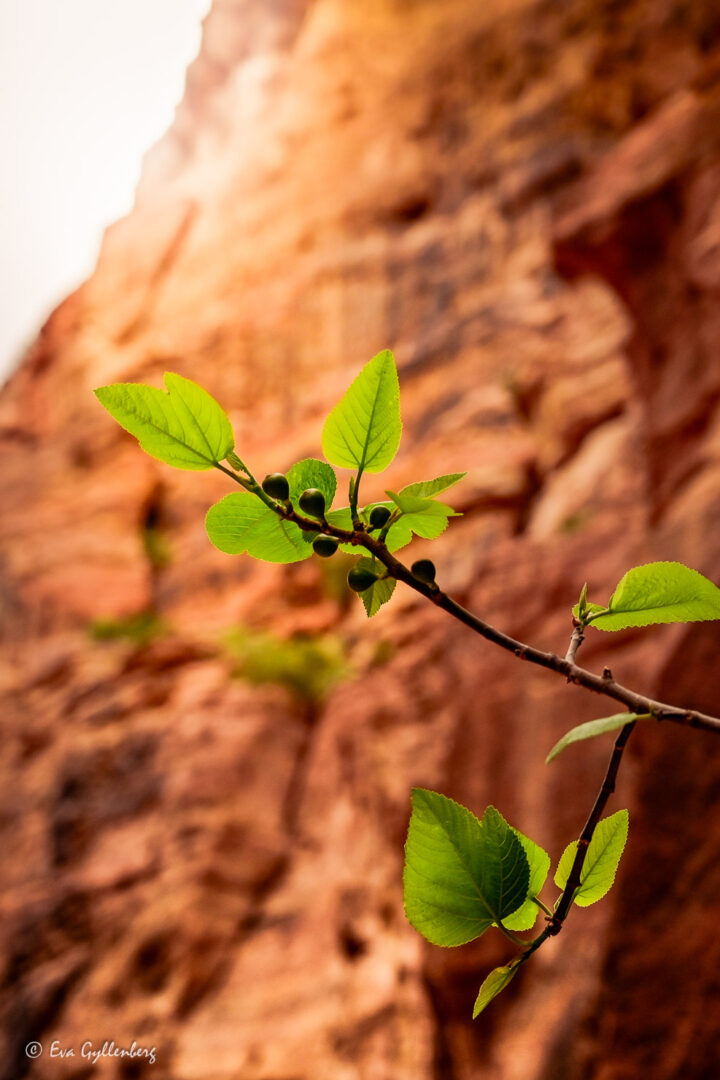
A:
[565, 624, 585, 665]
[508, 719, 635, 968]
[548, 720, 636, 932]
[289, 511, 720, 735]
[214, 464, 720, 736]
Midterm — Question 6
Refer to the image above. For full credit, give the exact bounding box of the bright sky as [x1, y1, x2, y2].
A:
[0, 0, 211, 379]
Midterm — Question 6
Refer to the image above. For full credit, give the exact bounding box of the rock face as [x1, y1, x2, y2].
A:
[2, 1, 720, 1078]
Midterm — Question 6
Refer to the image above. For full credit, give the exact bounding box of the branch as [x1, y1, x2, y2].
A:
[505, 719, 636, 971]
[565, 623, 584, 664]
[214, 464, 720, 736]
[548, 720, 636, 931]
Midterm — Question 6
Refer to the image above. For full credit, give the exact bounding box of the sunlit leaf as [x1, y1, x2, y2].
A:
[501, 827, 550, 931]
[287, 459, 337, 511]
[352, 557, 397, 617]
[580, 562, 720, 631]
[321, 350, 402, 473]
[473, 963, 519, 1018]
[95, 372, 234, 470]
[554, 809, 629, 907]
[546, 713, 645, 763]
[386, 490, 435, 514]
[404, 790, 529, 947]
[206, 493, 313, 563]
[400, 473, 466, 499]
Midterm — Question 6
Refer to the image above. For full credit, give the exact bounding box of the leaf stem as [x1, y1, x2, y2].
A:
[350, 468, 364, 529]
[214, 462, 280, 513]
[585, 607, 611, 624]
[531, 896, 554, 919]
[378, 509, 401, 544]
[226, 450, 250, 475]
[496, 922, 534, 948]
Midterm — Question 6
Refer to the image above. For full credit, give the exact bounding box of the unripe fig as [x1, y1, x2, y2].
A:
[411, 558, 436, 584]
[313, 534, 339, 558]
[262, 472, 290, 501]
[348, 566, 378, 593]
[369, 505, 391, 529]
[299, 488, 326, 518]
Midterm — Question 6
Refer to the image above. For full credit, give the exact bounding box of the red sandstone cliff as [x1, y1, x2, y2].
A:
[2, 2, 720, 1078]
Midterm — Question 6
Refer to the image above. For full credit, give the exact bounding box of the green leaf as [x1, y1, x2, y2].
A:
[206, 493, 313, 564]
[403, 790, 529, 947]
[582, 562, 720, 631]
[383, 477, 463, 545]
[321, 350, 402, 474]
[400, 473, 466, 499]
[383, 497, 458, 550]
[501, 828, 551, 931]
[473, 964, 519, 1019]
[546, 713, 646, 763]
[363, 578, 396, 617]
[352, 557, 396, 617]
[554, 809, 629, 907]
[287, 459, 337, 511]
[387, 490, 461, 520]
[226, 449, 248, 473]
[394, 502, 458, 539]
[386, 490, 435, 514]
[95, 372, 234, 470]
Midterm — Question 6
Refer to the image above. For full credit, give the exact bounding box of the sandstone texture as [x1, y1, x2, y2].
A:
[2, 2, 720, 1078]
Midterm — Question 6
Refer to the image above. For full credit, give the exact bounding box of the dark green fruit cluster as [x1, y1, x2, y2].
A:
[299, 488, 326, 519]
[369, 505, 391, 529]
[348, 566, 378, 593]
[262, 472, 290, 501]
[313, 534, 339, 558]
[411, 559, 436, 584]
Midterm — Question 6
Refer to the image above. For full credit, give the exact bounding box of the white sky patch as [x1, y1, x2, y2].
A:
[0, 0, 211, 379]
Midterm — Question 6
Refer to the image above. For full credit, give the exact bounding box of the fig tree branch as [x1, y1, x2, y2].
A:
[505, 720, 636, 970]
[548, 719, 636, 931]
[565, 624, 585, 664]
[215, 463, 720, 737]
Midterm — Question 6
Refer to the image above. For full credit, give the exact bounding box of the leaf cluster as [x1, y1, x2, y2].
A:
[95, 352, 466, 617]
[403, 790, 628, 1014]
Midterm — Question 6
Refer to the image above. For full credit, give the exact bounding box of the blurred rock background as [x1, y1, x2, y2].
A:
[2, 1, 720, 1077]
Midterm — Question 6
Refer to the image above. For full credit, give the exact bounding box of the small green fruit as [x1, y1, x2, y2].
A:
[411, 558, 436, 584]
[262, 472, 290, 501]
[348, 566, 378, 593]
[299, 488, 326, 518]
[313, 534, 339, 558]
[369, 505, 391, 529]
